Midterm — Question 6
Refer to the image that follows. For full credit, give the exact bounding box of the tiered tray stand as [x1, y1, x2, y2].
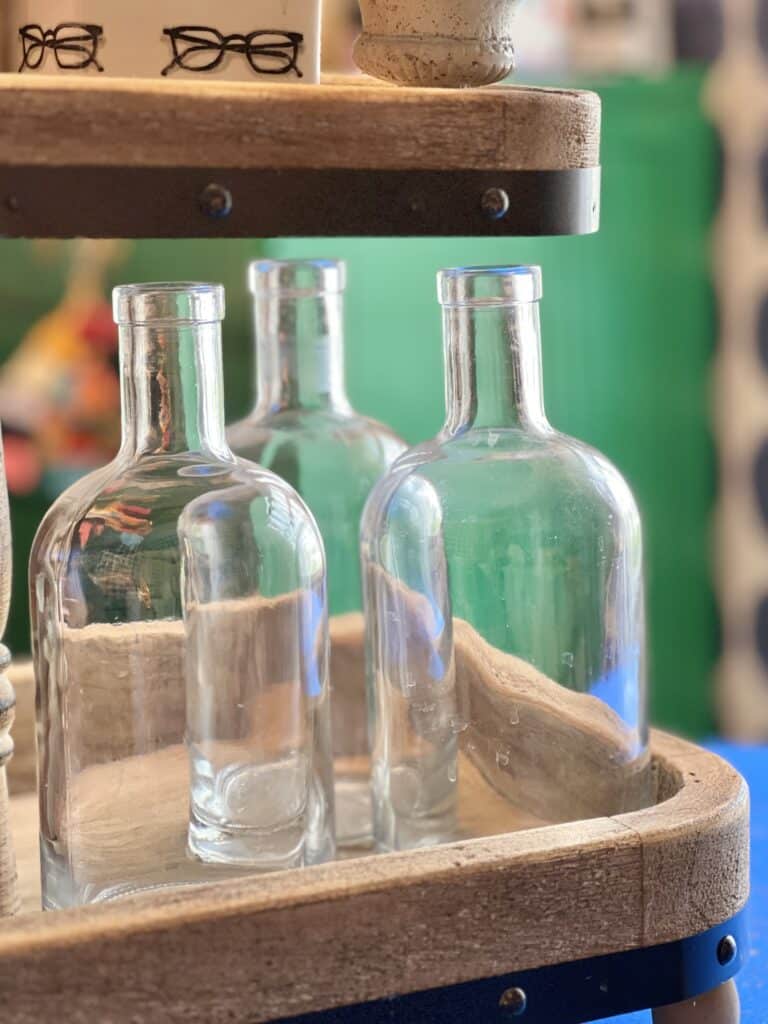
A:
[0, 76, 600, 238]
[0, 75, 749, 1024]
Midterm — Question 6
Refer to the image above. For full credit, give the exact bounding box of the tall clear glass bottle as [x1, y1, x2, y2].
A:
[30, 283, 334, 909]
[228, 259, 406, 846]
[362, 266, 650, 853]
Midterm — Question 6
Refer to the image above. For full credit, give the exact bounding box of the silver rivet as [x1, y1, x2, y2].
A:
[481, 187, 510, 221]
[5, 195, 19, 213]
[717, 935, 737, 966]
[499, 987, 527, 1016]
[199, 183, 233, 219]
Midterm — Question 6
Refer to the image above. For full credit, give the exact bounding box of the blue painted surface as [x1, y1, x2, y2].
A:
[271, 742, 762, 1024]
[598, 743, 767, 1023]
[281, 912, 747, 1024]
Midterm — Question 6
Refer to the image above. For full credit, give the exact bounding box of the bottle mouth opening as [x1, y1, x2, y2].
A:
[438, 266, 543, 307]
[249, 259, 346, 298]
[113, 283, 225, 325]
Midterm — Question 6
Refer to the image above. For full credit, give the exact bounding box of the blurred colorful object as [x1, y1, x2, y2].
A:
[0, 240, 124, 498]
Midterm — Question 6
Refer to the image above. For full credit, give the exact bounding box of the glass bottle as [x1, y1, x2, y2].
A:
[30, 282, 334, 909]
[180, 480, 335, 870]
[361, 266, 650, 853]
[228, 259, 406, 846]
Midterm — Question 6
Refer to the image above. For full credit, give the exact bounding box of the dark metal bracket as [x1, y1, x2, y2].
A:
[275, 908, 748, 1024]
[0, 167, 600, 239]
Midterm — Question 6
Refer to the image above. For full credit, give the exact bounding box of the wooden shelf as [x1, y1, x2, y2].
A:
[0, 75, 601, 238]
[0, 731, 749, 1024]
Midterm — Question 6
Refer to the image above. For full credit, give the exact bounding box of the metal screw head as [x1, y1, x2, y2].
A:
[481, 187, 510, 221]
[717, 935, 738, 966]
[199, 183, 233, 219]
[499, 986, 527, 1016]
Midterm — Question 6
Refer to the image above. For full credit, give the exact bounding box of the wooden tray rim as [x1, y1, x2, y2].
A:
[0, 730, 750, 1024]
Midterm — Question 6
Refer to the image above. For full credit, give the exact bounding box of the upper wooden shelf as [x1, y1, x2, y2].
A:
[0, 75, 601, 238]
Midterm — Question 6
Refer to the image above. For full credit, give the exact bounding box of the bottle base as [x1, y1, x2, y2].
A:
[39, 821, 332, 911]
[187, 816, 313, 871]
[40, 850, 249, 911]
[373, 804, 459, 853]
[375, 822, 460, 853]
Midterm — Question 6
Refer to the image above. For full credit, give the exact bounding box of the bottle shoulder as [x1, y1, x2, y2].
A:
[364, 428, 640, 531]
[30, 451, 308, 561]
[375, 426, 598, 468]
[228, 410, 406, 469]
[31, 461, 120, 559]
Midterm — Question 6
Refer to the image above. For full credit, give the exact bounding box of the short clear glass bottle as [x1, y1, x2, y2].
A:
[228, 259, 406, 846]
[361, 266, 650, 853]
[181, 480, 335, 870]
[30, 282, 334, 909]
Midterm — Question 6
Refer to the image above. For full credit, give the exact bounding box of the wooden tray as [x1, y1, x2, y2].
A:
[0, 660, 750, 1024]
[0, 75, 601, 238]
[0, 59, 746, 1023]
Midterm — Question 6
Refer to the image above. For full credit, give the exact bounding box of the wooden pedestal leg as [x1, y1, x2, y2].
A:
[652, 980, 740, 1024]
[0, 655, 19, 917]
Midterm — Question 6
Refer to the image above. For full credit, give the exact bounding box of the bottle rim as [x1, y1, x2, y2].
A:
[249, 259, 346, 298]
[113, 283, 225, 325]
[438, 265, 543, 307]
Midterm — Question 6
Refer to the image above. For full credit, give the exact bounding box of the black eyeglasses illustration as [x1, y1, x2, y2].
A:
[18, 23, 104, 73]
[161, 26, 304, 77]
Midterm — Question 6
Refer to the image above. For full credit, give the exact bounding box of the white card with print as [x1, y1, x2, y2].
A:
[11, 0, 321, 82]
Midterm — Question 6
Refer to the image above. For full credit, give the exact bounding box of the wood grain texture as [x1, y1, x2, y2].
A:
[24, 609, 645, 904]
[0, 75, 600, 172]
[5, 660, 34, 797]
[0, 732, 749, 1024]
[453, 617, 651, 819]
[0, 769, 18, 917]
[334, 611, 648, 818]
[25, 606, 648, 902]
[10, 753, 548, 918]
[0, 670, 19, 916]
[618, 733, 750, 947]
[7, 792, 38, 915]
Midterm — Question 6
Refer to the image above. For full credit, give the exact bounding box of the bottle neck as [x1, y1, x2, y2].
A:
[443, 301, 548, 434]
[119, 321, 230, 458]
[254, 292, 351, 414]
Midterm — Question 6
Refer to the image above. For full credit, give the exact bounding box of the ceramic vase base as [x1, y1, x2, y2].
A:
[353, 33, 515, 88]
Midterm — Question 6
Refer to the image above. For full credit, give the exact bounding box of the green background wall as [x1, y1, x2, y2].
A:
[0, 70, 719, 736]
[266, 70, 720, 736]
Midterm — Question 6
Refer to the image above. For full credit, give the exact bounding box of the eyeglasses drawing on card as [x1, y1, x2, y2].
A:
[18, 23, 105, 72]
[161, 26, 304, 77]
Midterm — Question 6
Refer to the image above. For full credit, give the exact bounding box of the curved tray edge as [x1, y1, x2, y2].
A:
[616, 730, 750, 948]
[0, 731, 750, 1024]
[273, 907, 750, 1024]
